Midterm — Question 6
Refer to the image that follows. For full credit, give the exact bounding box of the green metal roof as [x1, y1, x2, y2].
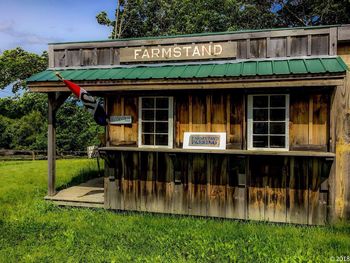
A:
[27, 57, 348, 83]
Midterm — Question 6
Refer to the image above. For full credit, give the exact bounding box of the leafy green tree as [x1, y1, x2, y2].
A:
[0, 48, 48, 93]
[56, 99, 104, 152]
[10, 111, 47, 150]
[0, 115, 14, 149]
[96, 1, 283, 38]
[275, 0, 350, 27]
[0, 47, 103, 152]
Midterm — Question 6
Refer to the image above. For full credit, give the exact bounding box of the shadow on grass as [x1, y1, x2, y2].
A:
[56, 166, 104, 192]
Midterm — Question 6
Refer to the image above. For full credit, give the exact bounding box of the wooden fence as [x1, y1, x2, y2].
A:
[0, 149, 88, 161]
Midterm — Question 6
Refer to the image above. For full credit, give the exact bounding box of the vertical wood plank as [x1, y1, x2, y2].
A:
[308, 96, 313, 144]
[312, 94, 328, 147]
[286, 36, 291, 57]
[64, 49, 68, 67]
[192, 95, 206, 132]
[48, 45, 54, 68]
[246, 39, 251, 59]
[307, 35, 312, 56]
[226, 95, 231, 144]
[207, 155, 227, 217]
[290, 94, 309, 147]
[189, 95, 193, 132]
[329, 27, 337, 55]
[206, 95, 212, 131]
[288, 157, 309, 224]
[211, 95, 225, 132]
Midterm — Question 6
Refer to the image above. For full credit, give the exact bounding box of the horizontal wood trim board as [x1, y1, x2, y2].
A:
[28, 78, 344, 92]
[50, 28, 332, 50]
[98, 147, 335, 158]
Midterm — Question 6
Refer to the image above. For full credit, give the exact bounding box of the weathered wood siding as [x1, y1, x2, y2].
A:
[49, 27, 339, 68]
[107, 91, 330, 151]
[107, 95, 138, 146]
[104, 152, 330, 225]
[290, 92, 329, 151]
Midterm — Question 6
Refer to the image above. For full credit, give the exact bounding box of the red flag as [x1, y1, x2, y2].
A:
[56, 72, 108, 126]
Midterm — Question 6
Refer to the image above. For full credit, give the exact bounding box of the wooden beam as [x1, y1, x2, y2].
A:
[99, 146, 336, 158]
[28, 77, 345, 93]
[47, 92, 70, 196]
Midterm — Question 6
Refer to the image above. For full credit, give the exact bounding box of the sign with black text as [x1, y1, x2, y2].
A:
[183, 132, 226, 150]
[110, 115, 132, 125]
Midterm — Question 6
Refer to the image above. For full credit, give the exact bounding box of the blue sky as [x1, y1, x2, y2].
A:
[0, 0, 116, 54]
[0, 0, 117, 97]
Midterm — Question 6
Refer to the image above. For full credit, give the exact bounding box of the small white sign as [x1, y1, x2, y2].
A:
[183, 132, 226, 150]
[110, 115, 132, 125]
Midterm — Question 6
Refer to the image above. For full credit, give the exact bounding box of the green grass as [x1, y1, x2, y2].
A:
[0, 159, 349, 262]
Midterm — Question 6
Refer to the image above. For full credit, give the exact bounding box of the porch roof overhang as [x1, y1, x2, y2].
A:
[27, 57, 348, 92]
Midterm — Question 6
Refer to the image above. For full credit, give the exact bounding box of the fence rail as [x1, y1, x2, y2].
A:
[0, 149, 88, 160]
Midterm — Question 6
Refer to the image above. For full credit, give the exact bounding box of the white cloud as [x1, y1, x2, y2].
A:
[0, 20, 60, 52]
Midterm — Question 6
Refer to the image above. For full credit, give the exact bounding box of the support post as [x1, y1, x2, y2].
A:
[329, 72, 350, 222]
[47, 92, 70, 196]
[48, 93, 57, 196]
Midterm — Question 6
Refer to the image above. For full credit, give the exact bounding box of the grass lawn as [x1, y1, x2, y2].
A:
[0, 159, 349, 262]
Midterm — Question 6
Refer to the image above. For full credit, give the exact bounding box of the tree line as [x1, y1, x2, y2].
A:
[1, 0, 350, 151]
[0, 48, 103, 151]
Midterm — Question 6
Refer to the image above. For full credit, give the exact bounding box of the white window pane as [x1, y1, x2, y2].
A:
[253, 136, 268, 148]
[156, 122, 168, 133]
[270, 122, 285, 134]
[142, 110, 154, 120]
[253, 96, 268, 108]
[156, 98, 169, 108]
[156, 109, 168, 121]
[155, 134, 168, 146]
[142, 122, 154, 133]
[253, 109, 268, 121]
[270, 95, 286, 107]
[142, 98, 154, 108]
[142, 134, 154, 145]
[253, 122, 268, 134]
[270, 136, 285, 148]
[270, 109, 285, 121]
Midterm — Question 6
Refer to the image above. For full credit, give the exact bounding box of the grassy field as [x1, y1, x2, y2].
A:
[0, 159, 349, 262]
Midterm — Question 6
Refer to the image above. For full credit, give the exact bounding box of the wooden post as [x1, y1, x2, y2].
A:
[47, 92, 70, 196]
[48, 93, 56, 196]
[329, 72, 350, 222]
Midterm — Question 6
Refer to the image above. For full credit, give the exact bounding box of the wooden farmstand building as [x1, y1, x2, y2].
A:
[27, 25, 350, 225]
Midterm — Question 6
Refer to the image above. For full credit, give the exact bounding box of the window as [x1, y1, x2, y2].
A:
[247, 94, 289, 150]
[138, 97, 173, 147]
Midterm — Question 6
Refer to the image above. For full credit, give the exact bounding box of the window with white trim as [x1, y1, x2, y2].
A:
[247, 94, 289, 150]
[138, 97, 173, 147]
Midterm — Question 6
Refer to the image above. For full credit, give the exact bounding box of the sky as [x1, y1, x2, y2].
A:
[0, 0, 116, 54]
[0, 0, 117, 98]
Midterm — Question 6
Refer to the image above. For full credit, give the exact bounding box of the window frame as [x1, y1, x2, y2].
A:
[138, 96, 174, 148]
[247, 94, 289, 151]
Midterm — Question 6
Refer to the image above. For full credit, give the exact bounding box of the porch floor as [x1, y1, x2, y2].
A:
[45, 177, 104, 208]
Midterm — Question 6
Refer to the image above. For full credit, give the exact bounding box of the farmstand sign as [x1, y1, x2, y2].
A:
[120, 42, 237, 62]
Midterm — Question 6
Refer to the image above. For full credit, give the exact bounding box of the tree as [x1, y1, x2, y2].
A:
[96, 0, 281, 38]
[274, 0, 350, 27]
[0, 48, 48, 93]
[0, 48, 103, 152]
